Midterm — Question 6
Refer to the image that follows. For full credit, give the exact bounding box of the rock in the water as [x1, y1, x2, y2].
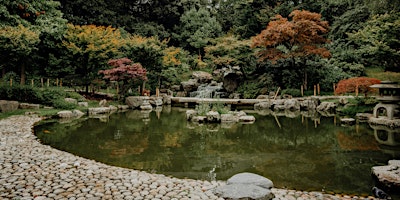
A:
[149, 97, 163, 107]
[254, 101, 272, 110]
[221, 113, 238, 123]
[214, 184, 274, 200]
[340, 118, 356, 126]
[372, 187, 391, 199]
[284, 99, 300, 111]
[125, 96, 149, 109]
[207, 111, 221, 123]
[88, 107, 111, 115]
[372, 160, 400, 193]
[316, 102, 337, 112]
[239, 115, 256, 123]
[57, 111, 73, 118]
[227, 173, 274, 189]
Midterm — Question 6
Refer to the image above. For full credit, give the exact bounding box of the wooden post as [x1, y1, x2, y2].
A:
[47, 79, 49, 87]
[273, 87, 281, 100]
[314, 85, 316, 96]
[41, 78, 44, 88]
[10, 78, 12, 87]
[142, 82, 146, 96]
[301, 85, 304, 96]
[317, 84, 320, 95]
[156, 88, 160, 97]
[333, 83, 336, 95]
[31, 79, 34, 87]
[56, 78, 59, 87]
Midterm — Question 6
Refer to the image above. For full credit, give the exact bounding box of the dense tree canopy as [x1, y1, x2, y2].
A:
[0, 0, 398, 97]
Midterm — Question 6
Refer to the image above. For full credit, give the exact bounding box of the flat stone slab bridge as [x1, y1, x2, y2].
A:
[171, 97, 265, 107]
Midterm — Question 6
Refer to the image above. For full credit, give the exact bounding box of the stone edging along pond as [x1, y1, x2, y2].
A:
[0, 114, 380, 200]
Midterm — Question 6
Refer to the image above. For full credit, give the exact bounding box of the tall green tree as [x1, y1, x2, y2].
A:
[349, 13, 400, 71]
[123, 36, 167, 90]
[0, 0, 67, 84]
[0, 25, 40, 85]
[173, 7, 222, 55]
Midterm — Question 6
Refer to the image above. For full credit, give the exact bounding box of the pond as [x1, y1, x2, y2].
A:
[34, 107, 400, 196]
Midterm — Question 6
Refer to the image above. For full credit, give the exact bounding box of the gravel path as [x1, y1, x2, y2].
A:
[0, 115, 378, 200]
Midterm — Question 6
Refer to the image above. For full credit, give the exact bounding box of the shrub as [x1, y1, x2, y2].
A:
[0, 84, 78, 109]
[334, 77, 380, 96]
[281, 88, 302, 97]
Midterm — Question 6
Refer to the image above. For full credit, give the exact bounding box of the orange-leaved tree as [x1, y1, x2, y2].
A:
[252, 10, 331, 89]
[334, 77, 381, 96]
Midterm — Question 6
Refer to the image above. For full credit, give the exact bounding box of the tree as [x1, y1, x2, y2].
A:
[99, 58, 147, 97]
[334, 77, 381, 96]
[348, 13, 400, 72]
[61, 24, 125, 93]
[252, 10, 331, 89]
[123, 35, 167, 91]
[173, 7, 222, 55]
[0, 0, 67, 84]
[204, 35, 256, 77]
[0, 25, 40, 85]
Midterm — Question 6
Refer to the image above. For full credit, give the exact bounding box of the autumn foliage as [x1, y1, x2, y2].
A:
[99, 58, 147, 82]
[334, 77, 381, 96]
[252, 10, 330, 62]
[99, 58, 147, 95]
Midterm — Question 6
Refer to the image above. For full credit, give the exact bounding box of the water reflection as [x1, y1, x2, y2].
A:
[369, 124, 400, 157]
[34, 107, 399, 196]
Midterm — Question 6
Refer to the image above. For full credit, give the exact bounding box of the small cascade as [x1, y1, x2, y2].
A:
[190, 82, 227, 98]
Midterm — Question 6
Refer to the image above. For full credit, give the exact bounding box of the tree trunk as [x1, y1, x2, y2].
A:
[20, 62, 26, 85]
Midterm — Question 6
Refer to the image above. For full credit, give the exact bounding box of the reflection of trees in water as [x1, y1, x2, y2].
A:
[36, 109, 390, 194]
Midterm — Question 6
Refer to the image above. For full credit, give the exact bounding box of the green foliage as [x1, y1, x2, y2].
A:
[281, 89, 302, 97]
[195, 103, 210, 116]
[0, 84, 79, 109]
[174, 7, 222, 53]
[60, 24, 126, 92]
[204, 35, 256, 77]
[236, 81, 260, 99]
[339, 97, 377, 117]
[348, 13, 400, 71]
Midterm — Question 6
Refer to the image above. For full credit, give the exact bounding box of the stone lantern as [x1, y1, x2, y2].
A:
[370, 81, 400, 120]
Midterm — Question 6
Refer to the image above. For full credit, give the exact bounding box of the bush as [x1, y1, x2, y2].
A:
[281, 88, 302, 97]
[50, 99, 77, 110]
[0, 84, 78, 109]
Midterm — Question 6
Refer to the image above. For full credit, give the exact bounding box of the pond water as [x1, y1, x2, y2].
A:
[34, 107, 400, 196]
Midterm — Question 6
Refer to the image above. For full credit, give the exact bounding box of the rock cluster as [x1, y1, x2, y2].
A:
[186, 110, 256, 124]
[126, 96, 167, 110]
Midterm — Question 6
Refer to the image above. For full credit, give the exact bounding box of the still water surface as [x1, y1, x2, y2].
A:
[34, 107, 399, 196]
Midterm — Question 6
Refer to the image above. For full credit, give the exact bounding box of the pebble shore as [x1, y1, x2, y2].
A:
[0, 115, 378, 200]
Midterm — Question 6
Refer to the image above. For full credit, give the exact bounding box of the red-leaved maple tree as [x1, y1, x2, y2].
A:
[99, 58, 147, 96]
[334, 77, 381, 96]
